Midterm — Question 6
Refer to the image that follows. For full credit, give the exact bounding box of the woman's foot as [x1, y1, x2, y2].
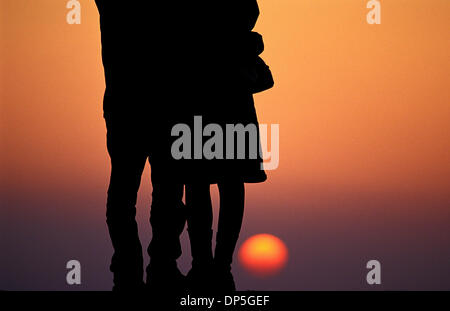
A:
[186, 263, 214, 293]
[213, 264, 236, 292]
[186, 226, 214, 292]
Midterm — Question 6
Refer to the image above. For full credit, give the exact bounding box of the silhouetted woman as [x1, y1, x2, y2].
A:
[183, 0, 274, 292]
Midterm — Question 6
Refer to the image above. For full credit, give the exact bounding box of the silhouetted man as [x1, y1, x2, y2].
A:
[95, 1, 188, 291]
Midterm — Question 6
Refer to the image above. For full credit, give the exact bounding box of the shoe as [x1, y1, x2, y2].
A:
[213, 264, 236, 292]
[186, 262, 214, 293]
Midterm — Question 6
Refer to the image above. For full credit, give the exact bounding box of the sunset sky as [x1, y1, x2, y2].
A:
[1, 0, 449, 290]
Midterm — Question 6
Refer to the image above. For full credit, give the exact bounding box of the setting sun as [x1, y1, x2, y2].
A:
[238, 234, 288, 277]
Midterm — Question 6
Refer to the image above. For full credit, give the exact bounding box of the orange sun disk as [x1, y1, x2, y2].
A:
[238, 234, 288, 277]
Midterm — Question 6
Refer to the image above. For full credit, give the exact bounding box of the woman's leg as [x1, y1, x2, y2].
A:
[215, 179, 245, 291]
[185, 183, 214, 290]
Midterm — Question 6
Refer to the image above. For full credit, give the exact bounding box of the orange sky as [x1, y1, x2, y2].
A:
[1, 0, 449, 202]
[1, 0, 449, 291]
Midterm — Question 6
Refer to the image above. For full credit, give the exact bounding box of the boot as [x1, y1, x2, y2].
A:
[186, 228, 214, 292]
[213, 231, 239, 292]
[213, 261, 236, 292]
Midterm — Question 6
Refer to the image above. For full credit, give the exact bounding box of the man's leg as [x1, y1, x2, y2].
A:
[105, 115, 148, 290]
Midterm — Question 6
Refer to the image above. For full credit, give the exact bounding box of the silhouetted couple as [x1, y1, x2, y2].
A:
[95, 0, 273, 292]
